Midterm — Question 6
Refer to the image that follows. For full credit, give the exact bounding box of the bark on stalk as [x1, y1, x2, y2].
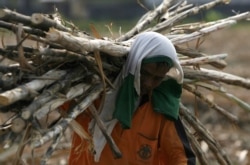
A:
[46, 28, 130, 56]
[0, 70, 66, 106]
[32, 83, 103, 148]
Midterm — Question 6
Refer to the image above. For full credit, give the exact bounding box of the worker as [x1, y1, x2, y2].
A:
[64, 31, 196, 165]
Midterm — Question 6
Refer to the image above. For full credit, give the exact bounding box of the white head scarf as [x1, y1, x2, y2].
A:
[123, 31, 183, 95]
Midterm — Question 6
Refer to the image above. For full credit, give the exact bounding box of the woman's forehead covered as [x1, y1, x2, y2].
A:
[130, 32, 177, 61]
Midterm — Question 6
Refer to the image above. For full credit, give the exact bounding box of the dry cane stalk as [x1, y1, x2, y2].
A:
[31, 13, 71, 32]
[46, 28, 129, 57]
[180, 103, 232, 165]
[0, 20, 45, 37]
[176, 46, 227, 69]
[0, 8, 32, 25]
[183, 84, 238, 123]
[180, 54, 227, 66]
[181, 118, 209, 165]
[0, 70, 66, 106]
[116, 0, 173, 42]
[194, 81, 250, 112]
[184, 67, 250, 89]
[171, 20, 236, 44]
[34, 83, 91, 121]
[21, 66, 88, 121]
[171, 12, 250, 33]
[40, 133, 62, 165]
[32, 84, 103, 148]
[89, 105, 122, 159]
[150, 0, 230, 33]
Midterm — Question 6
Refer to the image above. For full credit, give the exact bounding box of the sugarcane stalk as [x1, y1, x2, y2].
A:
[183, 84, 238, 123]
[32, 83, 103, 148]
[180, 54, 227, 66]
[180, 103, 232, 165]
[0, 9, 32, 25]
[0, 48, 34, 61]
[181, 118, 209, 165]
[89, 104, 122, 159]
[14, 123, 32, 165]
[167, 2, 193, 19]
[37, 47, 95, 70]
[46, 28, 130, 56]
[194, 81, 250, 112]
[0, 69, 66, 106]
[19, 80, 62, 121]
[116, 0, 173, 41]
[171, 20, 236, 44]
[16, 23, 35, 71]
[21, 66, 89, 121]
[34, 83, 91, 121]
[26, 33, 63, 49]
[150, 0, 230, 33]
[171, 12, 250, 33]
[38, 47, 86, 59]
[31, 13, 71, 32]
[0, 20, 45, 37]
[40, 133, 62, 165]
[217, 92, 250, 112]
[184, 67, 250, 89]
[176, 46, 227, 69]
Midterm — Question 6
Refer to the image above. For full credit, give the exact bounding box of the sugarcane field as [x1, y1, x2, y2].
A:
[0, 0, 250, 164]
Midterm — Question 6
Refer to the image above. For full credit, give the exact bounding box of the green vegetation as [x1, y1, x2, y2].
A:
[204, 10, 225, 21]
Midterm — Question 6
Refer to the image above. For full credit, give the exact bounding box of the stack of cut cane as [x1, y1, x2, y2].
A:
[0, 0, 249, 164]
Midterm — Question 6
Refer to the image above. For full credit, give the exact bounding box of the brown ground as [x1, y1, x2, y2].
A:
[0, 24, 250, 165]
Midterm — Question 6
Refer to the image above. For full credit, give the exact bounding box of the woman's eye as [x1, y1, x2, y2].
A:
[154, 77, 163, 82]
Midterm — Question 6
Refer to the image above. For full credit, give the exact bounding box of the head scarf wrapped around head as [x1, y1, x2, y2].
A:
[113, 32, 183, 128]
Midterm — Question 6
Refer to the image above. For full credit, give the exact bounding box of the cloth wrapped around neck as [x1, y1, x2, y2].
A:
[113, 56, 182, 129]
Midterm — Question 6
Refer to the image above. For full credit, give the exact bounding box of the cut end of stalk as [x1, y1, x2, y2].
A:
[31, 13, 44, 25]
[11, 118, 26, 133]
[0, 96, 10, 106]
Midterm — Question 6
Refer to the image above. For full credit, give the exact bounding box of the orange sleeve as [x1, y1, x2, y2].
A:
[64, 97, 103, 165]
[159, 118, 196, 165]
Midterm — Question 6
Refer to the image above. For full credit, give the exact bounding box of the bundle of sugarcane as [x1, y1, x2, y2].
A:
[0, 0, 249, 164]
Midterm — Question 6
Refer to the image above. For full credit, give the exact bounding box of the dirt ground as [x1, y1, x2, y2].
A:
[0, 24, 250, 165]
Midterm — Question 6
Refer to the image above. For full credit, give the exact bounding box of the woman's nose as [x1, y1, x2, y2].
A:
[143, 78, 154, 90]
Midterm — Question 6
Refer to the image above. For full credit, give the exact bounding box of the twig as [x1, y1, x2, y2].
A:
[183, 84, 238, 123]
[0, 70, 66, 106]
[89, 104, 122, 159]
[180, 54, 227, 66]
[184, 67, 250, 89]
[116, 0, 172, 41]
[180, 103, 232, 165]
[32, 83, 103, 148]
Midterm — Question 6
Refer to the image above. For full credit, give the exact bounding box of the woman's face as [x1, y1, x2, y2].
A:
[140, 62, 170, 96]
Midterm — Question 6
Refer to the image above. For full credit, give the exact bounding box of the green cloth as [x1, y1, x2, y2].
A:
[113, 56, 182, 129]
[142, 55, 174, 68]
[152, 78, 182, 120]
[113, 74, 138, 129]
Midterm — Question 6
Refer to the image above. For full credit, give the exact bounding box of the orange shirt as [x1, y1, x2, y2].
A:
[66, 102, 195, 165]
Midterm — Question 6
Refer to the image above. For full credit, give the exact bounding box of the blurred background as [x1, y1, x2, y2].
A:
[1, 0, 250, 32]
